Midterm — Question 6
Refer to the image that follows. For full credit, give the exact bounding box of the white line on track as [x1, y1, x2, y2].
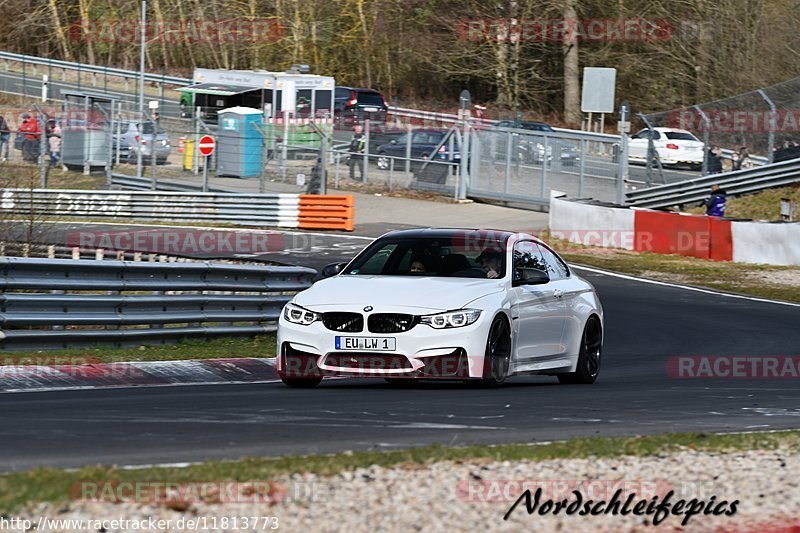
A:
[571, 264, 800, 308]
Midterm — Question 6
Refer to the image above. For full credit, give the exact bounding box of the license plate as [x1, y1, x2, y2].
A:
[363, 107, 379, 112]
[335, 336, 396, 351]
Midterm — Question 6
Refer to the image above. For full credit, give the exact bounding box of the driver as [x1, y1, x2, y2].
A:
[476, 248, 504, 279]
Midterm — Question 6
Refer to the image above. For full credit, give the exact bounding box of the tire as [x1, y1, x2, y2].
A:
[280, 376, 322, 388]
[376, 153, 389, 170]
[558, 316, 602, 384]
[481, 316, 512, 387]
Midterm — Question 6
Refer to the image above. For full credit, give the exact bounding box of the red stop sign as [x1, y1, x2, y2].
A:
[198, 135, 215, 156]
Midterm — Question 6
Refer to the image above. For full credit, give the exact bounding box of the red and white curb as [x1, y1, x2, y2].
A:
[0, 358, 278, 393]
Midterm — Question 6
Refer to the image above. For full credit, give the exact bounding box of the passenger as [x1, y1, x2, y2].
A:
[409, 259, 427, 273]
[409, 254, 434, 274]
[477, 248, 504, 279]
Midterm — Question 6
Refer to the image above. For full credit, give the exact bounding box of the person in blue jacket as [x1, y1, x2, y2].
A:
[699, 184, 727, 216]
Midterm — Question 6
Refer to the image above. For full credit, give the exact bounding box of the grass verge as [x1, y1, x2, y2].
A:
[0, 334, 276, 365]
[2, 430, 799, 514]
[688, 183, 800, 220]
[545, 236, 800, 303]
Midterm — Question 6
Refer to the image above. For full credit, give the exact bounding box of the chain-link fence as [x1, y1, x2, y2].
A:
[468, 125, 622, 204]
[644, 76, 800, 165]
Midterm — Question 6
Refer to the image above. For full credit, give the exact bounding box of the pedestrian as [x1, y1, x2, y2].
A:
[49, 122, 62, 168]
[738, 146, 753, 169]
[730, 151, 740, 171]
[699, 184, 727, 217]
[18, 113, 41, 163]
[347, 124, 365, 180]
[0, 114, 9, 161]
[707, 145, 723, 174]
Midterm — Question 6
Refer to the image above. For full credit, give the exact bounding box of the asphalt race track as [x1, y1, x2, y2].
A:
[1, 260, 798, 471]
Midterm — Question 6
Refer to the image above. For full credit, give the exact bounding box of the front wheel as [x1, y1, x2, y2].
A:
[558, 316, 602, 384]
[481, 317, 511, 387]
[376, 153, 389, 170]
[280, 376, 322, 388]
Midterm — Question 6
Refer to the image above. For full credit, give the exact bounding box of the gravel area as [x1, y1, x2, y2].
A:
[10, 447, 799, 532]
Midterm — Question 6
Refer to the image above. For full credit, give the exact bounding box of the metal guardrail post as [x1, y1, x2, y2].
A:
[457, 121, 469, 200]
[541, 135, 549, 198]
[404, 124, 412, 185]
[193, 106, 200, 175]
[579, 139, 586, 197]
[362, 118, 370, 183]
[149, 109, 157, 190]
[617, 103, 631, 204]
[504, 131, 512, 194]
[693, 105, 711, 176]
[33, 105, 48, 188]
[757, 89, 777, 164]
[638, 112, 666, 185]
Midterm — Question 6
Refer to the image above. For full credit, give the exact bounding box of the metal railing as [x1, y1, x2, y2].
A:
[0, 256, 315, 351]
[626, 158, 800, 209]
[0, 51, 190, 86]
[0, 188, 303, 227]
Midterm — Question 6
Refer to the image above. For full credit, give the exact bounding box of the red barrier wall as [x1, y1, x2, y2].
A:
[633, 211, 732, 261]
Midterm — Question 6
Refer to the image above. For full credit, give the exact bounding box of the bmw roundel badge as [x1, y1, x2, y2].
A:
[363, 306, 373, 312]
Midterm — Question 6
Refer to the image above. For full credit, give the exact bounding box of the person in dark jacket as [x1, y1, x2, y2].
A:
[707, 145, 723, 174]
[699, 184, 727, 217]
[347, 124, 365, 180]
[0, 115, 9, 161]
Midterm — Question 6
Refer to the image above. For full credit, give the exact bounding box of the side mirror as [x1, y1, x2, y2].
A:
[512, 267, 550, 287]
[321, 262, 347, 278]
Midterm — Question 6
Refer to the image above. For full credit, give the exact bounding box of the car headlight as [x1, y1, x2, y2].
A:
[283, 303, 320, 326]
[419, 309, 481, 329]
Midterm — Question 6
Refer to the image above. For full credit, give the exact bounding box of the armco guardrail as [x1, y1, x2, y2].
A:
[0, 188, 355, 231]
[626, 158, 800, 209]
[0, 257, 315, 351]
[0, 51, 190, 87]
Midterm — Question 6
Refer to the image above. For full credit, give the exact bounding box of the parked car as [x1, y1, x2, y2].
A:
[335, 86, 388, 126]
[627, 127, 704, 168]
[112, 122, 171, 164]
[492, 120, 580, 166]
[375, 129, 459, 184]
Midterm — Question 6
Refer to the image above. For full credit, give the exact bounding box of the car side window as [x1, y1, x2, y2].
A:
[632, 129, 661, 140]
[536, 244, 569, 281]
[352, 244, 398, 274]
[513, 241, 547, 271]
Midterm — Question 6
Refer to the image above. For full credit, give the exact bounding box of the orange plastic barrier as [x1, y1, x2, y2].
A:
[298, 195, 355, 231]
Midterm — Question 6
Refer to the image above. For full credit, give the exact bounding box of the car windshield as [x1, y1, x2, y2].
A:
[343, 236, 507, 278]
[664, 131, 698, 141]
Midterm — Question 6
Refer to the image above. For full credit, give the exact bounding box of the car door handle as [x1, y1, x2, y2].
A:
[553, 289, 563, 298]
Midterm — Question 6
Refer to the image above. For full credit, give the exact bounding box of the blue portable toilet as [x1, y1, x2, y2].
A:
[216, 106, 263, 178]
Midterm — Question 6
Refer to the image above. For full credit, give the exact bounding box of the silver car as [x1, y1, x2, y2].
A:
[112, 122, 171, 164]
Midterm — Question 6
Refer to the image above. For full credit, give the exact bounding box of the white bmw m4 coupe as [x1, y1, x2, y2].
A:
[277, 228, 603, 388]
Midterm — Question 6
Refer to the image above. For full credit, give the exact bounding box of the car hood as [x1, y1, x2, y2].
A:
[294, 275, 505, 313]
